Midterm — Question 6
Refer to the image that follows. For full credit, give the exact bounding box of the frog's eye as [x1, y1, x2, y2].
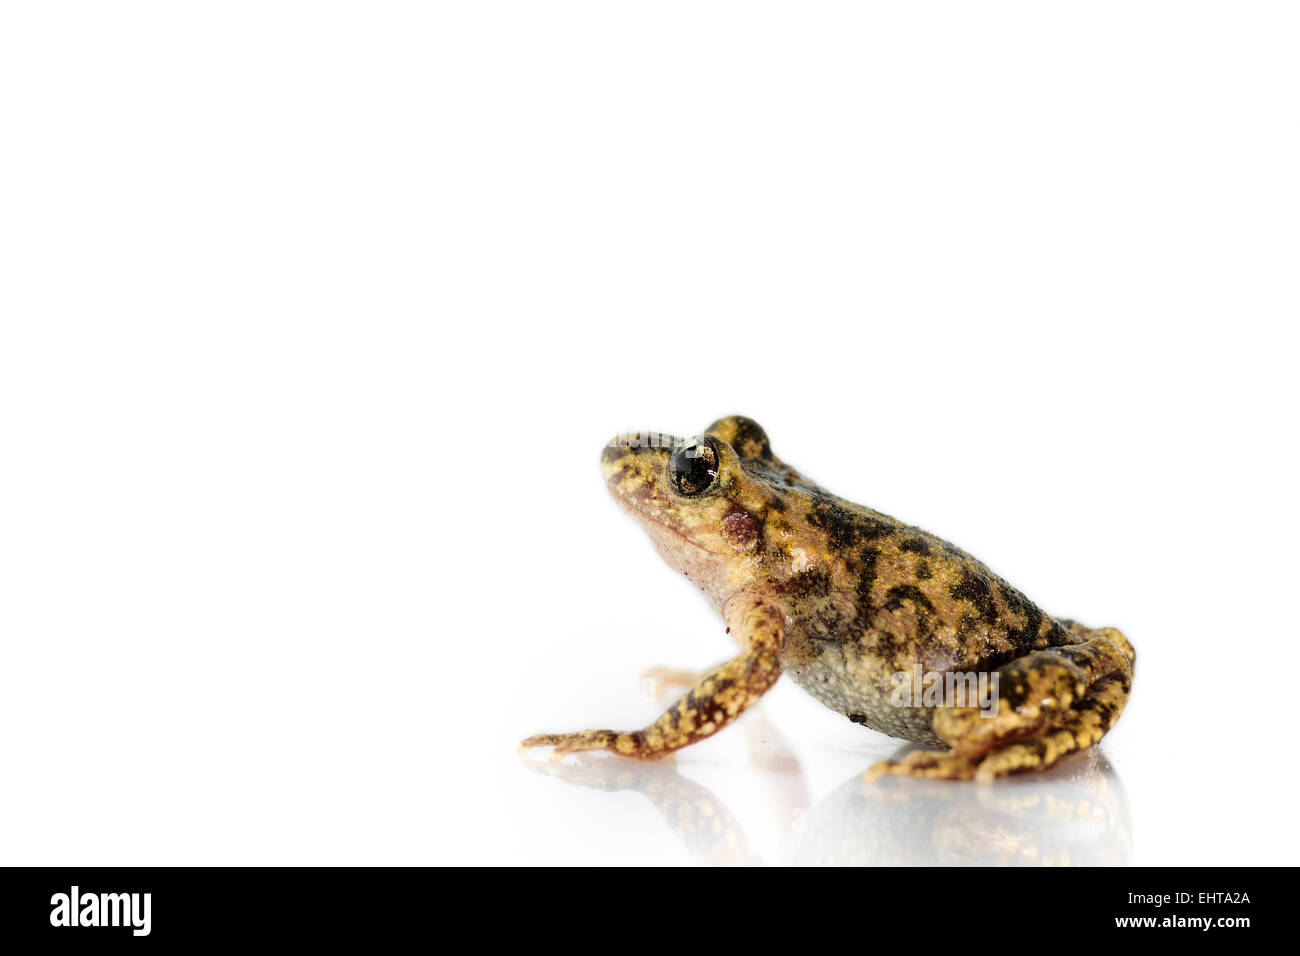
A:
[669, 438, 720, 496]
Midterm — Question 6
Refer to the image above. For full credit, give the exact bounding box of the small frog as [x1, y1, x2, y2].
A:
[521, 417, 1134, 781]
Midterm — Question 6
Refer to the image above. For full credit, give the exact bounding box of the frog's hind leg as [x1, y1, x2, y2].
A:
[969, 666, 1131, 782]
[867, 624, 1135, 783]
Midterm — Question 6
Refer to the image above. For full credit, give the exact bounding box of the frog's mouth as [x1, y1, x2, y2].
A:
[636, 509, 711, 559]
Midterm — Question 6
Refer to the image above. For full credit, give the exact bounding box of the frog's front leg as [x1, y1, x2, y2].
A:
[868, 623, 1135, 783]
[520, 603, 783, 760]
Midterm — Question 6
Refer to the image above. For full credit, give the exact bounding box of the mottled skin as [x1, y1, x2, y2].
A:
[521, 417, 1135, 781]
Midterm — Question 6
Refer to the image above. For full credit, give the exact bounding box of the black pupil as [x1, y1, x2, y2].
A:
[670, 441, 718, 495]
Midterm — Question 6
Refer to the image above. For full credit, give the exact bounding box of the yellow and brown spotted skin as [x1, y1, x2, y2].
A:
[520, 416, 1135, 781]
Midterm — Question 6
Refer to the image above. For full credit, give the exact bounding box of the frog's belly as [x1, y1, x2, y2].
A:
[781, 643, 943, 748]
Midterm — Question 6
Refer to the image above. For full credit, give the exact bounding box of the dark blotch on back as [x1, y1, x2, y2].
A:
[998, 582, 1053, 651]
[807, 496, 892, 553]
[949, 571, 998, 624]
[850, 546, 883, 626]
[883, 584, 936, 615]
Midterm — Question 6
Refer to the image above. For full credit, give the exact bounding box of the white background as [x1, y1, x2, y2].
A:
[2, 3, 1296, 866]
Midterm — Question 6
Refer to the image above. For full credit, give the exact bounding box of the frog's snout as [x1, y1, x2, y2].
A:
[601, 432, 676, 485]
[600, 441, 621, 471]
[600, 442, 624, 484]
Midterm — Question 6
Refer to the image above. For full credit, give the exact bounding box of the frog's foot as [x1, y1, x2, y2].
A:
[518, 730, 647, 762]
[863, 710, 1109, 783]
[864, 748, 980, 781]
[968, 731, 1091, 782]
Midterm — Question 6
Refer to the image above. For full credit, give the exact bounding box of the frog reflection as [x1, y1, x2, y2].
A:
[786, 745, 1131, 866]
[523, 710, 1131, 866]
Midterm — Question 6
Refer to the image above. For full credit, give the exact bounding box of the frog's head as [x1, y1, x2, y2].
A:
[600, 416, 802, 608]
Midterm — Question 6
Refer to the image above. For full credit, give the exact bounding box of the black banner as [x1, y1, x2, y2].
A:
[0, 866, 1277, 943]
